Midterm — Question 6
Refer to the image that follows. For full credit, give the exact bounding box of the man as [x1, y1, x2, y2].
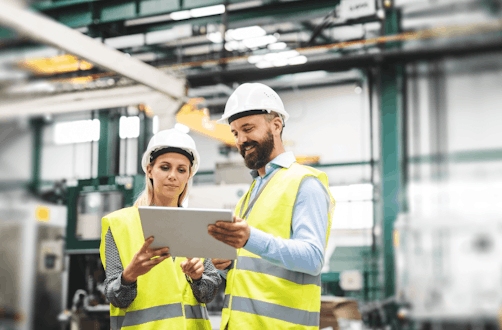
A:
[208, 83, 335, 330]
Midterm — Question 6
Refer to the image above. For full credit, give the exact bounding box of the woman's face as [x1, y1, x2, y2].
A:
[147, 152, 191, 205]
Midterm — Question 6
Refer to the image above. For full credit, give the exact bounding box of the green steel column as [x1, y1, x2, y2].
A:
[30, 118, 44, 193]
[380, 7, 403, 298]
[97, 109, 121, 178]
[97, 111, 110, 177]
[137, 107, 154, 174]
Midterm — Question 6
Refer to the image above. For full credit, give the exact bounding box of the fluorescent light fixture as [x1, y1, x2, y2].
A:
[125, 14, 172, 26]
[54, 119, 100, 144]
[153, 116, 159, 134]
[279, 50, 300, 58]
[131, 52, 157, 62]
[146, 24, 192, 44]
[207, 32, 223, 43]
[170, 10, 191, 20]
[190, 4, 225, 18]
[224, 40, 245, 51]
[227, 26, 266, 40]
[175, 123, 190, 134]
[248, 55, 264, 64]
[243, 35, 277, 49]
[273, 59, 288, 67]
[288, 55, 307, 65]
[268, 42, 287, 50]
[105, 34, 144, 49]
[119, 116, 140, 139]
[255, 61, 274, 69]
[227, 0, 262, 11]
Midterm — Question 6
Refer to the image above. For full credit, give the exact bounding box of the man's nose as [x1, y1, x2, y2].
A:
[236, 133, 248, 146]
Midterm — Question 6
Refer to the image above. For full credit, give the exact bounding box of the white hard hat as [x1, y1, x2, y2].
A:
[141, 128, 200, 175]
[217, 83, 289, 125]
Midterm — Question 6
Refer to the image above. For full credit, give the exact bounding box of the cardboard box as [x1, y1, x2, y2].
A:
[320, 296, 361, 330]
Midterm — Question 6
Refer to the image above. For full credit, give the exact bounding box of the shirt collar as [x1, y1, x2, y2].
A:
[250, 151, 296, 179]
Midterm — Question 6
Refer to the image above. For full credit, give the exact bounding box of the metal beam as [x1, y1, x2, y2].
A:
[0, 85, 178, 119]
[0, 1, 186, 100]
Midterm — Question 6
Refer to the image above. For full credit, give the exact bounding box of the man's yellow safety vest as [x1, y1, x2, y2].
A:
[220, 163, 334, 330]
[100, 206, 212, 330]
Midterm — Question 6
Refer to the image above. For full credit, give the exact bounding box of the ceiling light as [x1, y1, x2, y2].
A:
[146, 24, 192, 44]
[279, 50, 300, 58]
[273, 59, 288, 67]
[190, 4, 225, 18]
[227, 26, 266, 40]
[243, 35, 277, 49]
[355, 86, 362, 94]
[207, 32, 223, 43]
[268, 42, 287, 50]
[248, 55, 264, 64]
[170, 10, 191, 21]
[105, 34, 144, 49]
[288, 55, 308, 65]
[256, 61, 274, 69]
[126, 14, 172, 26]
[224, 41, 242, 51]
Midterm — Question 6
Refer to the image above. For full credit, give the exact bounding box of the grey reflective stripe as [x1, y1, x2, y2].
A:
[185, 305, 209, 320]
[223, 294, 230, 309]
[237, 256, 321, 286]
[231, 296, 319, 327]
[111, 303, 184, 329]
[111, 316, 125, 330]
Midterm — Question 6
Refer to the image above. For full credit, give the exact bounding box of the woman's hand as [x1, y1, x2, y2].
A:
[122, 236, 170, 284]
[180, 258, 204, 280]
[212, 259, 232, 270]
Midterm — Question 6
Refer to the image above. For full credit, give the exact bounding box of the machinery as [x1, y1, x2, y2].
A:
[0, 193, 66, 330]
[58, 175, 144, 330]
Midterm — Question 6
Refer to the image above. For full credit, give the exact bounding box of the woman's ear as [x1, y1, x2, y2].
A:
[146, 164, 153, 179]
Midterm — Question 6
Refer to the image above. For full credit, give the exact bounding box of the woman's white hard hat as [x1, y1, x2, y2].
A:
[217, 83, 289, 125]
[141, 128, 200, 175]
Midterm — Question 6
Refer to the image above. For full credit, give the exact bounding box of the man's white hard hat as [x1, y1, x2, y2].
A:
[141, 128, 200, 175]
[217, 83, 289, 125]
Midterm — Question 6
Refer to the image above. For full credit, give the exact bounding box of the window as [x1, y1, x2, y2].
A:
[54, 119, 100, 144]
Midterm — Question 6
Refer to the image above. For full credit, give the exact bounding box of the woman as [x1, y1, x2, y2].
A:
[100, 129, 221, 330]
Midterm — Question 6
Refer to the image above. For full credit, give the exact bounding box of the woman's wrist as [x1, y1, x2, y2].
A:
[121, 270, 136, 285]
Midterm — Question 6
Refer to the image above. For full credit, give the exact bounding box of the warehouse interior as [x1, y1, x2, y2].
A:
[0, 0, 501, 329]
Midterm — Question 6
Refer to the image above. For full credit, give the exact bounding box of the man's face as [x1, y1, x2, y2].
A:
[230, 115, 275, 170]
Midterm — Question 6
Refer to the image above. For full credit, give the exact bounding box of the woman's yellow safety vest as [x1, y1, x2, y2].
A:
[100, 206, 212, 330]
[220, 163, 335, 330]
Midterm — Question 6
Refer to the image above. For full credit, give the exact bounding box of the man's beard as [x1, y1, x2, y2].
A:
[240, 130, 274, 170]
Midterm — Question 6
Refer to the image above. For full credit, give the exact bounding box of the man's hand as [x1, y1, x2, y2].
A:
[122, 236, 170, 284]
[212, 259, 232, 270]
[208, 216, 250, 249]
[180, 258, 204, 280]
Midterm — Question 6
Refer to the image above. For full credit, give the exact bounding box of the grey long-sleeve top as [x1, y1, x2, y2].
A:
[103, 228, 222, 308]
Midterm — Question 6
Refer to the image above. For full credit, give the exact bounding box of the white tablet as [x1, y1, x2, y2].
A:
[138, 206, 237, 260]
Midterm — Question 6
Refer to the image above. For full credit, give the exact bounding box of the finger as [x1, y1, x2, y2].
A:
[208, 225, 233, 235]
[140, 236, 155, 253]
[215, 221, 241, 231]
[235, 216, 245, 223]
[152, 247, 170, 257]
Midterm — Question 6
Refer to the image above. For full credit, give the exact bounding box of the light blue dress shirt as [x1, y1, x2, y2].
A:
[236, 151, 330, 277]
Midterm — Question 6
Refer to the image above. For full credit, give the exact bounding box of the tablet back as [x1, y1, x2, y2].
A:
[138, 206, 237, 260]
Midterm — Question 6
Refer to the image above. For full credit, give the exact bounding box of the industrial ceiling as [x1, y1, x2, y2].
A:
[0, 0, 501, 119]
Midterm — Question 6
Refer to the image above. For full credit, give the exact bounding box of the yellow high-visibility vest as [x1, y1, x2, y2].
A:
[220, 163, 335, 330]
[100, 206, 212, 330]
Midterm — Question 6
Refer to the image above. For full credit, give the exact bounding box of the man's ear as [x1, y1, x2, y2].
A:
[272, 116, 283, 135]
